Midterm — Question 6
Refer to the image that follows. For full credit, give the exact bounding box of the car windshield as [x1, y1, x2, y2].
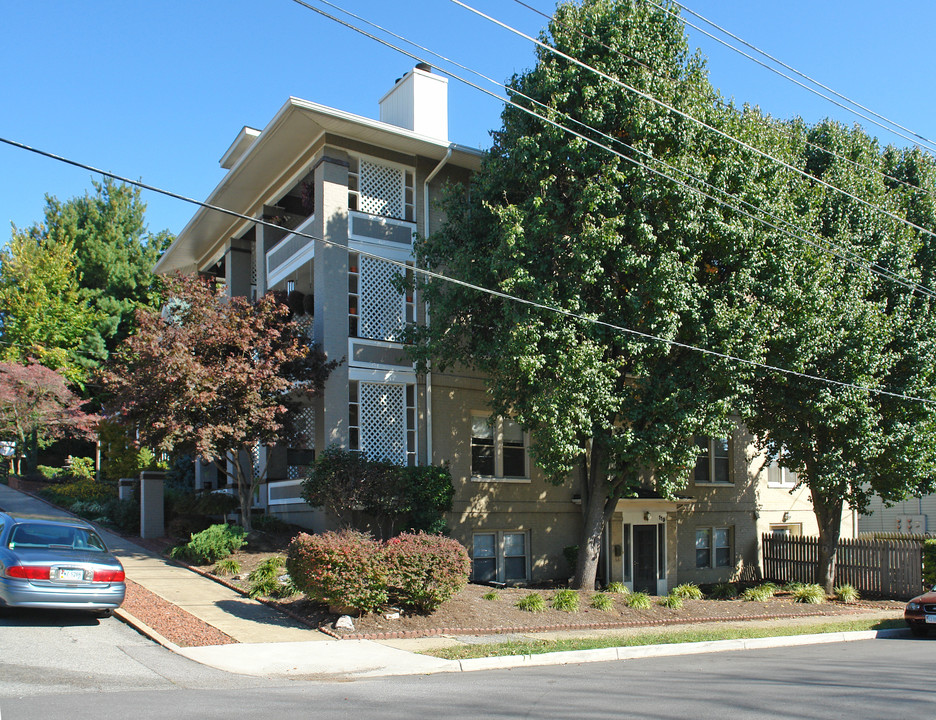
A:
[8, 523, 107, 552]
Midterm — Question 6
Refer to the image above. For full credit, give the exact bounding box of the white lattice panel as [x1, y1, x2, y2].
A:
[360, 382, 406, 464]
[250, 444, 261, 478]
[287, 465, 309, 481]
[288, 406, 316, 449]
[360, 159, 404, 218]
[360, 256, 405, 341]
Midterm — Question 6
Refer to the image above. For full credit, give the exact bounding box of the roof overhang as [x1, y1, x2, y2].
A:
[155, 98, 485, 274]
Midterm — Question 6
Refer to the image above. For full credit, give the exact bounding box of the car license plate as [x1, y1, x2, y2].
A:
[925, 615, 936, 624]
[55, 568, 85, 582]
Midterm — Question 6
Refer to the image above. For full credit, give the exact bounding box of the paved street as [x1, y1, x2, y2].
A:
[1, 635, 931, 719]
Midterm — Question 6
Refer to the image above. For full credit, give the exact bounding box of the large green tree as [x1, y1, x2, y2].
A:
[414, 0, 777, 589]
[746, 121, 936, 592]
[18, 178, 172, 368]
[0, 229, 102, 385]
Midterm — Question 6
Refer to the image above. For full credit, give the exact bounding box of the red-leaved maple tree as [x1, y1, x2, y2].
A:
[101, 274, 337, 530]
[0, 360, 98, 474]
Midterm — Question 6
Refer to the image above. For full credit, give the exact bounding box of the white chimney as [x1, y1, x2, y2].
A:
[379, 64, 448, 142]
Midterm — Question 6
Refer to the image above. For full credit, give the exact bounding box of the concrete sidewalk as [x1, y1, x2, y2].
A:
[0, 483, 908, 679]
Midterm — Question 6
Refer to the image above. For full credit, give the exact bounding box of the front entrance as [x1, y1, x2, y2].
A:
[633, 524, 658, 593]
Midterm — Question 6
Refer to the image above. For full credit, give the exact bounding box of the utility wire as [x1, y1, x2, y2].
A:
[295, 0, 936, 299]
[451, 0, 936, 243]
[664, 0, 936, 154]
[513, 0, 936, 205]
[2, 134, 933, 406]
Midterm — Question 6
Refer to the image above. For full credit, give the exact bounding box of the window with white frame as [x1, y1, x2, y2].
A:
[348, 253, 414, 342]
[693, 436, 731, 484]
[471, 415, 527, 480]
[472, 531, 529, 583]
[695, 527, 733, 568]
[766, 447, 797, 488]
[349, 380, 416, 466]
[347, 155, 414, 222]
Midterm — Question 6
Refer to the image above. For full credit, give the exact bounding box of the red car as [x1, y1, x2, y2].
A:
[905, 586, 936, 637]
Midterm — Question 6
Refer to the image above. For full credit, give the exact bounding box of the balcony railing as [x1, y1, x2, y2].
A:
[266, 214, 316, 286]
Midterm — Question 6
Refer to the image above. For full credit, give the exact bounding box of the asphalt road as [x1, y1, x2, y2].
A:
[0, 632, 931, 720]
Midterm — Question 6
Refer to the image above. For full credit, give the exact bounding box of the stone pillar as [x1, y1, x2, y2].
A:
[313, 149, 351, 450]
[118, 478, 136, 502]
[139, 471, 165, 539]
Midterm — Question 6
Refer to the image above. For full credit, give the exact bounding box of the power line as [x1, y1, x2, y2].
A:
[450, 0, 936, 244]
[294, 0, 936, 299]
[662, 0, 936, 154]
[511, 0, 936, 206]
[3, 134, 933, 406]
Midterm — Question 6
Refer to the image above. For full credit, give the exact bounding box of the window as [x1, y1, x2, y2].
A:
[770, 524, 802, 537]
[693, 436, 730, 484]
[349, 380, 416, 466]
[471, 415, 527, 480]
[472, 531, 529, 583]
[767, 448, 797, 488]
[695, 527, 732, 568]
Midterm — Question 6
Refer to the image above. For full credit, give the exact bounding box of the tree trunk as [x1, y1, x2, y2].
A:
[571, 442, 615, 590]
[812, 489, 844, 595]
[572, 487, 610, 590]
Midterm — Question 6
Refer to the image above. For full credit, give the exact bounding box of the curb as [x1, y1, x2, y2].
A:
[453, 627, 909, 673]
[114, 607, 183, 653]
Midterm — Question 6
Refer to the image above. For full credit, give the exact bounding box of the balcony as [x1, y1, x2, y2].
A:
[266, 214, 316, 287]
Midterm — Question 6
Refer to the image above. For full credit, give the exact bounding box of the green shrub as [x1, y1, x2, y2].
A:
[672, 583, 703, 600]
[924, 539, 936, 588]
[626, 591, 652, 609]
[834, 584, 860, 603]
[658, 593, 683, 609]
[105, 497, 140, 534]
[64, 456, 95, 481]
[709, 582, 738, 599]
[590, 592, 614, 611]
[742, 583, 777, 601]
[515, 591, 546, 613]
[482, 590, 500, 601]
[551, 589, 580, 612]
[286, 530, 388, 615]
[302, 447, 455, 536]
[605, 581, 629, 595]
[381, 532, 470, 613]
[251, 513, 290, 533]
[782, 581, 805, 593]
[36, 465, 61, 482]
[69, 500, 110, 522]
[170, 523, 247, 564]
[39, 477, 116, 506]
[213, 558, 241, 576]
[247, 556, 296, 598]
[791, 583, 826, 604]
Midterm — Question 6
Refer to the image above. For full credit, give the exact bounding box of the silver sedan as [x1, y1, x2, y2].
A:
[0, 511, 126, 616]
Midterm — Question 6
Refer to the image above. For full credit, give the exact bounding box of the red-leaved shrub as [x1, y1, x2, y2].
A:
[286, 530, 388, 614]
[381, 532, 470, 613]
[286, 529, 470, 615]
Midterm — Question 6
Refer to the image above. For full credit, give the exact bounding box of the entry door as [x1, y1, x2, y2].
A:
[633, 525, 657, 592]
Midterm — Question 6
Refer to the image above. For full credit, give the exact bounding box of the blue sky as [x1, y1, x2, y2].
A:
[1, 0, 933, 240]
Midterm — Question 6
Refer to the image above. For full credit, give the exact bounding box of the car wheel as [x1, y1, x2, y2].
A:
[96, 609, 114, 619]
[909, 623, 928, 637]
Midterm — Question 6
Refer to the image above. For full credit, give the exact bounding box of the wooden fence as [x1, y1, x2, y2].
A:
[761, 533, 925, 598]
